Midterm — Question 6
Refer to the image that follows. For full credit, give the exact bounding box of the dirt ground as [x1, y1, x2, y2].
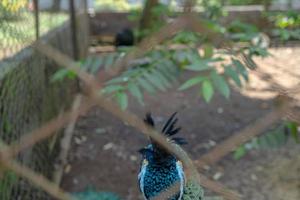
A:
[61, 47, 300, 200]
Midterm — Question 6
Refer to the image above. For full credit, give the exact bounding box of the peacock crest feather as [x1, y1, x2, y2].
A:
[144, 112, 187, 145]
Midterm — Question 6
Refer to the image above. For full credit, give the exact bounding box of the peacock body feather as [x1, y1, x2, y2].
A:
[138, 113, 186, 200]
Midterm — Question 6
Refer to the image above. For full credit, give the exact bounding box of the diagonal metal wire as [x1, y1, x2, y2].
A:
[195, 98, 293, 169]
[32, 42, 242, 199]
[0, 141, 74, 200]
[1, 2, 299, 199]
[7, 98, 94, 158]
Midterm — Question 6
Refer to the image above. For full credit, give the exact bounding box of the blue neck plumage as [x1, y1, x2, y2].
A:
[140, 144, 177, 165]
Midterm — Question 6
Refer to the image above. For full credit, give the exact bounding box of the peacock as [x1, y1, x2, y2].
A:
[138, 112, 205, 200]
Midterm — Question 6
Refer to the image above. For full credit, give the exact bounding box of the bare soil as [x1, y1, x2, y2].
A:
[61, 47, 300, 200]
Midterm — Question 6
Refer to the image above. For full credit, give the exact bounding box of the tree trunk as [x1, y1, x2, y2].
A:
[51, 0, 61, 12]
[139, 0, 159, 31]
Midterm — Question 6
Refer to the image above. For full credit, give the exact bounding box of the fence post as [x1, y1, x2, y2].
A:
[82, 0, 89, 58]
[69, 0, 79, 60]
[33, 0, 39, 40]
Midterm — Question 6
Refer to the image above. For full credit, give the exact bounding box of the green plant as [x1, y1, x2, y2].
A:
[268, 11, 300, 41]
[96, 30, 266, 109]
[52, 1, 270, 110]
[72, 188, 121, 200]
[0, 11, 68, 54]
[0, 170, 18, 199]
[200, 0, 226, 21]
[128, 2, 173, 40]
[53, 21, 268, 110]
[227, 20, 259, 41]
[0, 0, 28, 20]
[102, 49, 180, 109]
[94, 0, 141, 11]
[51, 52, 124, 82]
[226, 0, 273, 5]
[233, 121, 300, 160]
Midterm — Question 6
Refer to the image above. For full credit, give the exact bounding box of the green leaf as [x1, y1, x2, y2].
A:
[115, 92, 128, 110]
[137, 78, 156, 93]
[158, 66, 177, 82]
[203, 43, 214, 58]
[257, 128, 288, 148]
[143, 71, 166, 91]
[102, 85, 124, 94]
[265, 132, 279, 148]
[179, 76, 205, 90]
[152, 68, 172, 88]
[51, 69, 76, 82]
[104, 54, 116, 69]
[90, 57, 103, 74]
[211, 71, 230, 98]
[128, 82, 144, 105]
[185, 59, 212, 71]
[106, 76, 128, 85]
[233, 146, 246, 160]
[232, 58, 248, 81]
[273, 128, 288, 146]
[161, 60, 179, 80]
[66, 71, 77, 79]
[202, 80, 214, 103]
[80, 57, 93, 71]
[224, 66, 242, 87]
[286, 121, 299, 143]
[185, 55, 223, 71]
[174, 50, 189, 63]
[258, 134, 270, 148]
[249, 46, 269, 57]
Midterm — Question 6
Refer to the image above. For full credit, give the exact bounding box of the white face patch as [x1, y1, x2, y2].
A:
[142, 159, 149, 166]
[176, 161, 185, 200]
[138, 159, 148, 200]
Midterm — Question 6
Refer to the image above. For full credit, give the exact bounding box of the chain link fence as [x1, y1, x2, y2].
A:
[0, 0, 89, 199]
[0, 1, 299, 200]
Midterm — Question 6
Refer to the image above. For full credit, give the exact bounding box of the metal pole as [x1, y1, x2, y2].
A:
[69, 0, 79, 60]
[33, 0, 39, 40]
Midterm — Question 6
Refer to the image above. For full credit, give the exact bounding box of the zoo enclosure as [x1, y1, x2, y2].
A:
[0, 0, 89, 199]
[0, 1, 299, 200]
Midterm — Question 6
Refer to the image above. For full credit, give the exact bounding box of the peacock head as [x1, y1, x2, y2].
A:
[138, 112, 187, 164]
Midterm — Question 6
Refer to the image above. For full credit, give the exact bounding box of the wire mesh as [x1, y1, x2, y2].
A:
[0, 0, 69, 61]
[0, 1, 298, 200]
[0, 0, 88, 199]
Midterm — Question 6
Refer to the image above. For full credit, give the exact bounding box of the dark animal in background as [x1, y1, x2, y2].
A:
[114, 28, 134, 47]
[138, 113, 186, 200]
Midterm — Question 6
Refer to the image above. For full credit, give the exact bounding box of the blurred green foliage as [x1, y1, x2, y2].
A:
[51, 0, 299, 166]
[72, 188, 121, 200]
[226, 0, 273, 5]
[0, 0, 28, 20]
[268, 10, 300, 41]
[0, 171, 18, 199]
[53, 1, 270, 109]
[0, 11, 68, 48]
[94, 0, 141, 11]
[128, 2, 173, 40]
[234, 121, 300, 160]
